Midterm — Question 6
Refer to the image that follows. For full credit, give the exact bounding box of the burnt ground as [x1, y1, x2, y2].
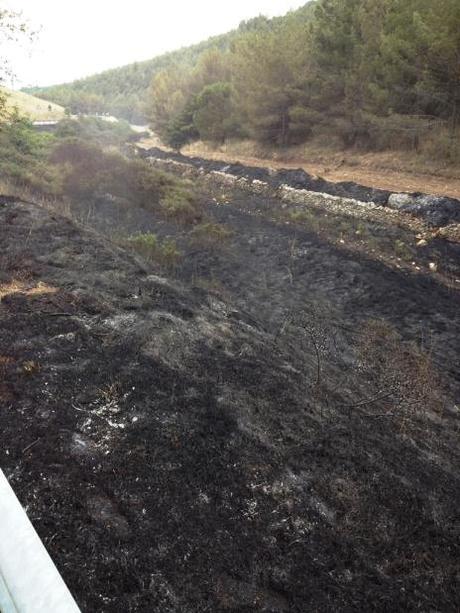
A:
[0, 191, 460, 612]
[139, 146, 460, 226]
[67, 179, 460, 389]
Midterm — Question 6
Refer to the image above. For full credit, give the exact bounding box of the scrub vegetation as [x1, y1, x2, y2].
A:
[124, 233, 181, 269]
[0, 113, 196, 218]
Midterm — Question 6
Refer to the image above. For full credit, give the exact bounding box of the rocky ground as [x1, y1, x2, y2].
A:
[0, 183, 459, 612]
[139, 146, 460, 227]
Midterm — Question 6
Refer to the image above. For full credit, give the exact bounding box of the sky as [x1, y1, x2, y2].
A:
[3, 0, 307, 89]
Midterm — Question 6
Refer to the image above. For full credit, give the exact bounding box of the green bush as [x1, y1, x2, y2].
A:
[0, 115, 60, 194]
[394, 240, 415, 261]
[193, 83, 239, 144]
[287, 209, 320, 232]
[190, 221, 234, 247]
[54, 116, 135, 147]
[159, 187, 200, 224]
[126, 233, 181, 268]
[126, 232, 158, 255]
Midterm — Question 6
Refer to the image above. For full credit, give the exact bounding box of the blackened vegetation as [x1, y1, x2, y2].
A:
[140, 147, 460, 227]
[140, 146, 392, 204]
[0, 200, 459, 613]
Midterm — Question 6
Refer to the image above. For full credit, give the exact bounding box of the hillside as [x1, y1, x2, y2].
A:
[1, 161, 459, 610]
[25, 0, 460, 171]
[23, 30, 242, 122]
[1, 87, 65, 120]
[24, 3, 316, 123]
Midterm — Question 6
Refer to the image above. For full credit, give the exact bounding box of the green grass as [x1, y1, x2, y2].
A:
[190, 221, 234, 247]
[125, 233, 181, 269]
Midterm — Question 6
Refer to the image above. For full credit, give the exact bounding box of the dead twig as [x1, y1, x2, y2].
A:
[360, 413, 397, 418]
[305, 328, 322, 387]
[22, 438, 41, 454]
[40, 311, 74, 317]
[343, 390, 394, 409]
[273, 313, 292, 344]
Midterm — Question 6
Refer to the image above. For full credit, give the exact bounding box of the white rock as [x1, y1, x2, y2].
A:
[388, 193, 416, 209]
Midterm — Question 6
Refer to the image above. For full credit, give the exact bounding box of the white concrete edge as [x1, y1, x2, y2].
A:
[146, 156, 381, 209]
[0, 470, 81, 613]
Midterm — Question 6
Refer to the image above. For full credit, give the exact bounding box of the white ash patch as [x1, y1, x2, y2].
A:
[103, 313, 138, 331]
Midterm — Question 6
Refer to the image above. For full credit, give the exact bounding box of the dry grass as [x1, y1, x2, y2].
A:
[1, 86, 65, 121]
[0, 355, 15, 370]
[0, 178, 71, 217]
[357, 319, 444, 423]
[0, 280, 57, 301]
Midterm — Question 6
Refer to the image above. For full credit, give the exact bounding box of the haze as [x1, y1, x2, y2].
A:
[4, 0, 306, 88]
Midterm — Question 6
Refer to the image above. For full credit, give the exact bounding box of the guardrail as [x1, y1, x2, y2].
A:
[0, 470, 81, 612]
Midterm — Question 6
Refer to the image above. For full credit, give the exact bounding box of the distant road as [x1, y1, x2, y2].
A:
[130, 124, 150, 134]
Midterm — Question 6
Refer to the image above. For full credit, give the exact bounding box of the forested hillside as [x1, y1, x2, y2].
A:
[29, 0, 459, 160]
[25, 30, 234, 123]
[24, 10, 303, 123]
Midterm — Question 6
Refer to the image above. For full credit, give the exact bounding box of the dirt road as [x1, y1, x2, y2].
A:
[172, 141, 460, 200]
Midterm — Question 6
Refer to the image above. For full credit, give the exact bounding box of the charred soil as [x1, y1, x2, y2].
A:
[0, 192, 459, 612]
